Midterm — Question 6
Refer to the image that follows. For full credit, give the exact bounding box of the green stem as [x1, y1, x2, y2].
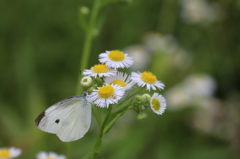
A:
[76, 0, 102, 95]
[104, 104, 133, 134]
[102, 88, 144, 134]
[92, 106, 102, 126]
[113, 87, 144, 110]
[92, 106, 112, 159]
[66, 142, 72, 159]
[111, 103, 132, 116]
[97, 106, 102, 125]
[91, 87, 144, 158]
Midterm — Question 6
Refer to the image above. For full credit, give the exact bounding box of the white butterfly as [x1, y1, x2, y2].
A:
[34, 93, 91, 142]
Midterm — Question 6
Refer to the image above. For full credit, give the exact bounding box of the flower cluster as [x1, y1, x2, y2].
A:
[82, 50, 167, 115]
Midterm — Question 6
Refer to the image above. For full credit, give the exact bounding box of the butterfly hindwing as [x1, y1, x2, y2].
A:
[56, 99, 91, 142]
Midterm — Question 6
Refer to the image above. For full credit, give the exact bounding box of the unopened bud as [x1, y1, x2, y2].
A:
[80, 6, 89, 15]
[135, 95, 142, 101]
[141, 93, 151, 102]
[81, 76, 92, 87]
[137, 112, 147, 120]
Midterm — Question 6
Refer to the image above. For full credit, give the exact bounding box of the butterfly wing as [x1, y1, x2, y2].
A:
[35, 95, 91, 142]
[56, 98, 91, 142]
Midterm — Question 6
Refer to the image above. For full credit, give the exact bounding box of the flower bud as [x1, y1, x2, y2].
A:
[81, 76, 92, 87]
[137, 112, 147, 120]
[135, 95, 142, 101]
[80, 6, 89, 15]
[141, 93, 151, 102]
[94, 77, 103, 86]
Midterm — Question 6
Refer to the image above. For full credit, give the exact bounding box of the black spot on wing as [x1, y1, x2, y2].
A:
[55, 119, 60, 124]
[34, 111, 45, 126]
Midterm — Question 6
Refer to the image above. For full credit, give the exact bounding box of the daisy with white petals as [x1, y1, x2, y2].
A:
[36, 152, 66, 159]
[0, 147, 21, 159]
[83, 64, 117, 78]
[131, 71, 165, 91]
[104, 72, 135, 90]
[99, 50, 133, 69]
[150, 93, 167, 115]
[88, 84, 125, 108]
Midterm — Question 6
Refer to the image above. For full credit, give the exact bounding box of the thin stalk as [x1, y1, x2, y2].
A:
[104, 105, 134, 134]
[119, 87, 144, 105]
[92, 106, 102, 126]
[92, 106, 112, 159]
[97, 106, 102, 125]
[66, 142, 72, 159]
[76, 0, 102, 95]
[111, 103, 132, 116]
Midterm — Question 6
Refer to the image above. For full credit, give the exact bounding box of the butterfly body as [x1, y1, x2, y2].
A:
[35, 93, 91, 142]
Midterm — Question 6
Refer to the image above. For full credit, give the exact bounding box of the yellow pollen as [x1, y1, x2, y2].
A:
[110, 80, 127, 87]
[108, 50, 125, 61]
[152, 98, 161, 111]
[140, 71, 157, 84]
[0, 149, 11, 158]
[98, 86, 115, 98]
[46, 157, 56, 159]
[92, 64, 109, 73]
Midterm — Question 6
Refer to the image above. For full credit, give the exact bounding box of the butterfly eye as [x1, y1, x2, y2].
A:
[83, 92, 88, 96]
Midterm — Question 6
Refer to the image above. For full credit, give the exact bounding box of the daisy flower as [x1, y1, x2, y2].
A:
[104, 72, 135, 90]
[0, 147, 21, 159]
[150, 93, 167, 115]
[88, 84, 125, 108]
[36, 152, 66, 159]
[81, 76, 92, 87]
[83, 64, 117, 78]
[99, 50, 133, 69]
[131, 71, 165, 91]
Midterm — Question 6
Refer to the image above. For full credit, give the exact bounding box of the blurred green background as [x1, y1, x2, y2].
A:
[1, 0, 240, 158]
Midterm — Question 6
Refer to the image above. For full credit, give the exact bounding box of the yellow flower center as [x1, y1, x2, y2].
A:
[92, 64, 109, 73]
[152, 98, 161, 111]
[110, 80, 127, 87]
[0, 149, 11, 158]
[140, 71, 157, 84]
[108, 50, 125, 61]
[46, 158, 56, 159]
[98, 85, 115, 98]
